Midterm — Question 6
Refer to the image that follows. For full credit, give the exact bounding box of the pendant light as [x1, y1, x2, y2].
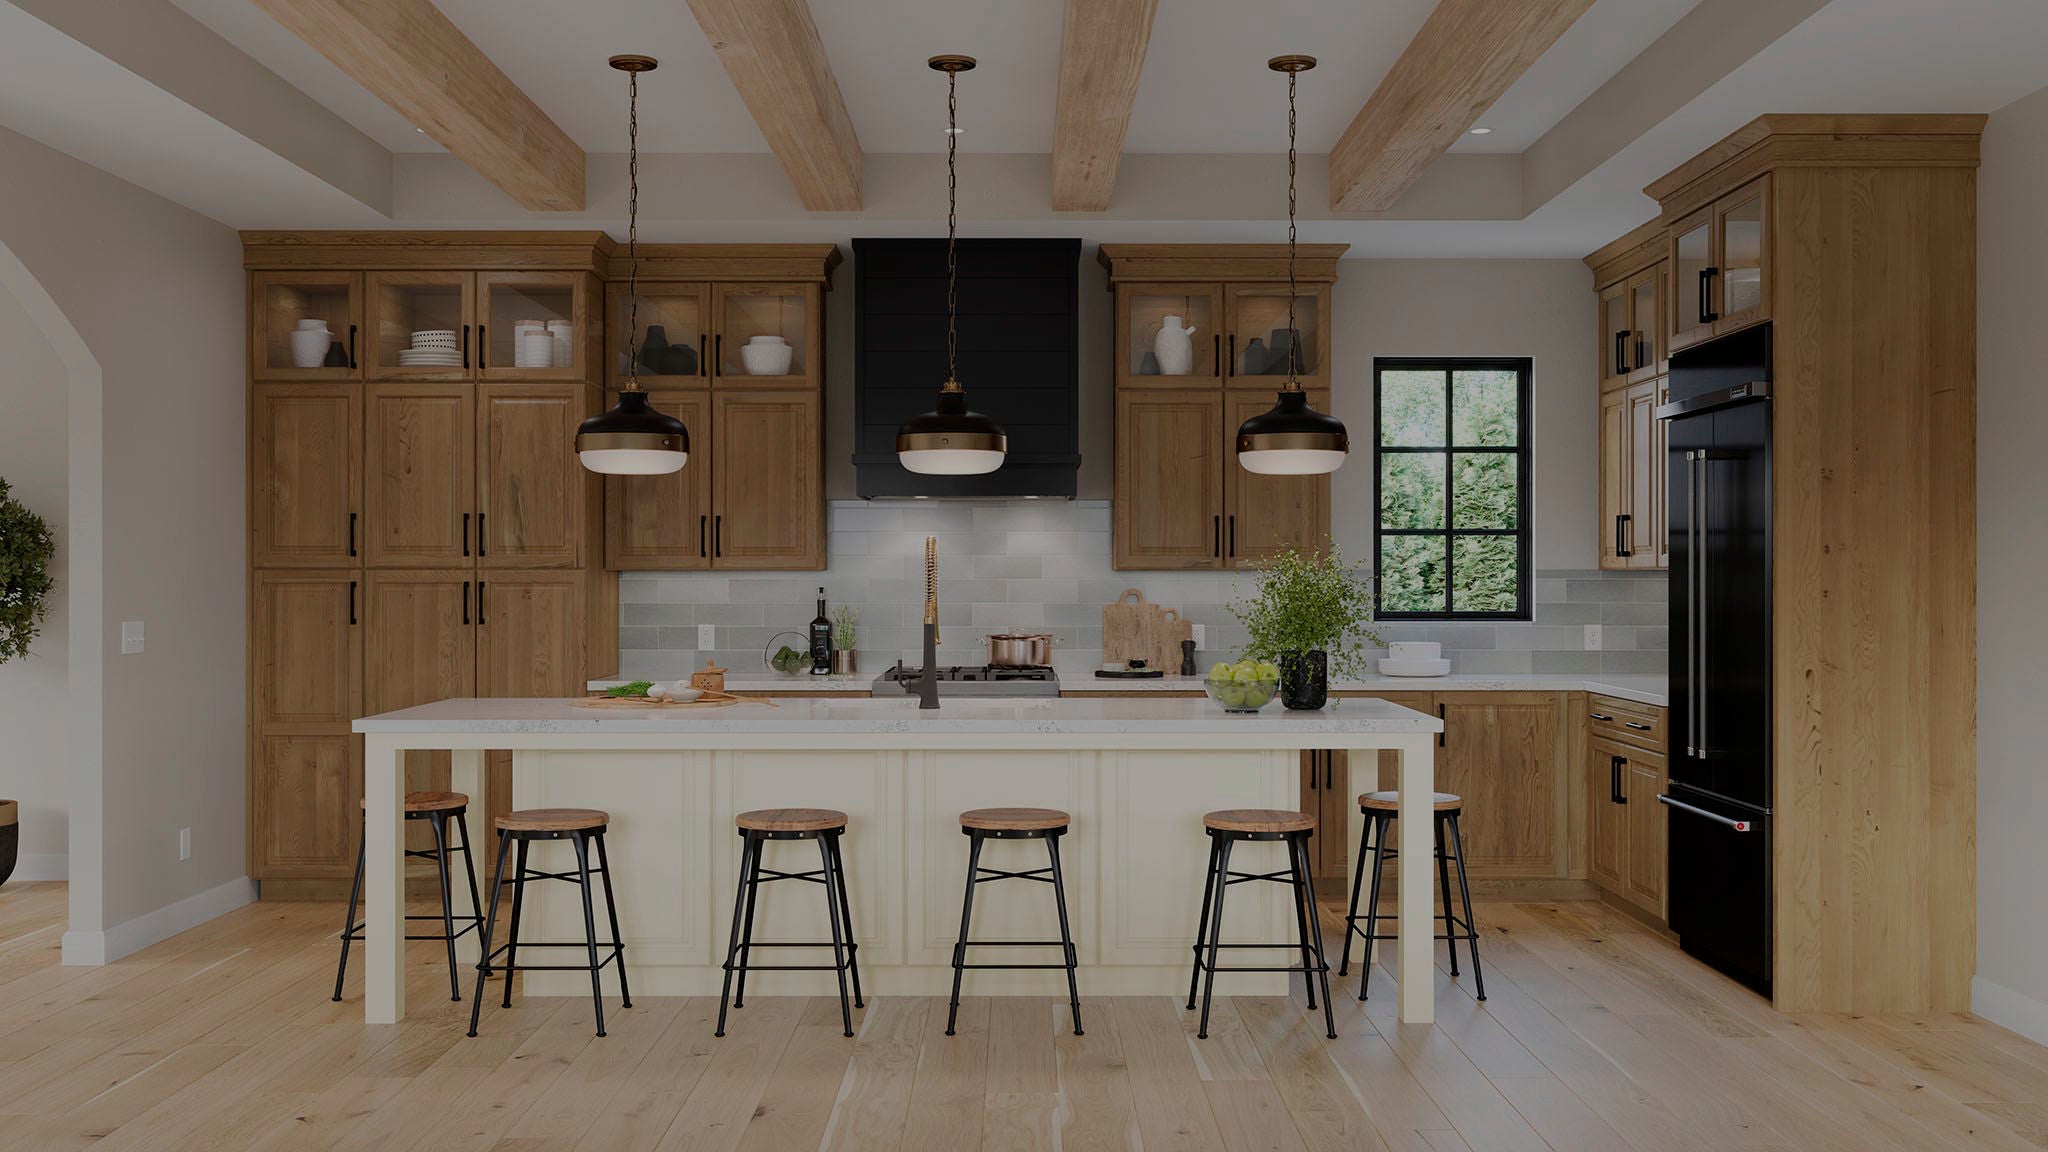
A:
[1235, 55, 1349, 476]
[577, 54, 689, 476]
[896, 54, 1007, 476]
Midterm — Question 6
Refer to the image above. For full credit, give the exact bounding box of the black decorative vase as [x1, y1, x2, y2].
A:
[0, 800, 17, 888]
[1279, 650, 1328, 711]
[638, 324, 670, 373]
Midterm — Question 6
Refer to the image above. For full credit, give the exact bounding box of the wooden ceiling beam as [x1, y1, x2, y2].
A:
[1051, 0, 1159, 211]
[1330, 0, 1592, 212]
[250, 0, 584, 211]
[685, 0, 862, 211]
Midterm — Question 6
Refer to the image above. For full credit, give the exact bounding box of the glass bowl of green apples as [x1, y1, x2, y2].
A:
[1204, 659, 1282, 713]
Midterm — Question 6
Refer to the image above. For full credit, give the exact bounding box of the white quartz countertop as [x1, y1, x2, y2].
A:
[588, 672, 1667, 707]
[356, 695, 1442, 745]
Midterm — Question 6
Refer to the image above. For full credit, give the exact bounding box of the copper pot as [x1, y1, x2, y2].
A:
[985, 632, 1054, 667]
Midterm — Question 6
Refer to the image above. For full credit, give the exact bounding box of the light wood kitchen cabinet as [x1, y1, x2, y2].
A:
[477, 571, 585, 698]
[605, 392, 713, 569]
[1113, 389, 1225, 568]
[250, 733, 358, 878]
[363, 383, 475, 569]
[712, 282, 819, 389]
[1598, 377, 1663, 570]
[1114, 282, 1225, 389]
[252, 570, 361, 729]
[1599, 387, 1627, 569]
[1625, 748, 1668, 914]
[1224, 390, 1331, 567]
[711, 390, 824, 569]
[1588, 735, 1630, 892]
[366, 270, 475, 380]
[1668, 174, 1771, 353]
[363, 570, 475, 822]
[1436, 693, 1565, 876]
[1626, 264, 1666, 382]
[250, 270, 360, 381]
[477, 385, 589, 568]
[606, 283, 710, 389]
[1586, 694, 1668, 918]
[251, 383, 360, 567]
[1299, 749, 1348, 880]
[1224, 283, 1331, 390]
[478, 271, 592, 382]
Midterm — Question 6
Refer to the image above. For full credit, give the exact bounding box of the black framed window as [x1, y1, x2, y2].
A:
[1373, 357, 1532, 620]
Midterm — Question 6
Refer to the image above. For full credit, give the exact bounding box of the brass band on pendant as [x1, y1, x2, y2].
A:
[575, 431, 685, 452]
[1235, 430, 1350, 453]
[896, 431, 1008, 453]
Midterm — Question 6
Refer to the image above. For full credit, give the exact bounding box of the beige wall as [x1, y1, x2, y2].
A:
[0, 125, 247, 932]
[1975, 83, 2048, 1040]
[825, 247, 1596, 569]
[0, 278, 70, 876]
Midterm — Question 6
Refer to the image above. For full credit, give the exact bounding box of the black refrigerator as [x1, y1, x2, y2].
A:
[1659, 323, 1773, 997]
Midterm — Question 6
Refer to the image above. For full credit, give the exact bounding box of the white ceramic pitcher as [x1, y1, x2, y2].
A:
[1154, 315, 1197, 375]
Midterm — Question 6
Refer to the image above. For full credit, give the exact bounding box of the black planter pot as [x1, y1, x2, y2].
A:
[1279, 649, 1328, 711]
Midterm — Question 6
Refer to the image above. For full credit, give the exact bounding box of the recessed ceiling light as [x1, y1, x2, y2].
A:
[1468, 126, 1492, 135]
[416, 127, 427, 133]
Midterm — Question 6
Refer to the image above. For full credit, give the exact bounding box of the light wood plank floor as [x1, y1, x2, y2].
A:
[2, 880, 2043, 1151]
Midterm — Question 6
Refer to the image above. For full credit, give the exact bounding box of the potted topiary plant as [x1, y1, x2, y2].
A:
[0, 476, 55, 889]
[1228, 543, 1379, 710]
[831, 606, 860, 675]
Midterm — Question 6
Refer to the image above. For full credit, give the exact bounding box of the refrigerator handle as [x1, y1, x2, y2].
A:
[1698, 454, 1709, 756]
[1658, 793, 1751, 832]
[1684, 451, 1697, 758]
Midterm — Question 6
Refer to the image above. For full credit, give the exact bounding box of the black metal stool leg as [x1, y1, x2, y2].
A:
[332, 829, 366, 1002]
[1434, 813, 1460, 977]
[593, 831, 632, 1009]
[1337, 813, 1371, 978]
[1361, 813, 1389, 1001]
[1186, 834, 1222, 1011]
[501, 837, 530, 1009]
[1285, 831, 1319, 1011]
[1447, 813, 1485, 1001]
[469, 829, 513, 1037]
[1046, 831, 1084, 1036]
[1293, 833, 1337, 1038]
[1197, 835, 1235, 1040]
[430, 812, 462, 1002]
[946, 831, 985, 1036]
[572, 831, 607, 1037]
[715, 833, 758, 1038]
[827, 832, 862, 1009]
[817, 833, 855, 1037]
[733, 834, 765, 1010]
[455, 809, 484, 940]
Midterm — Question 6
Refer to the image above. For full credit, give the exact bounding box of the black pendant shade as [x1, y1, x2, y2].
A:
[1235, 388, 1350, 475]
[576, 390, 689, 474]
[895, 384, 1007, 475]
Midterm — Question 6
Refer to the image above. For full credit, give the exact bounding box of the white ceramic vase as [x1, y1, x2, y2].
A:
[289, 326, 331, 368]
[741, 335, 794, 375]
[1153, 315, 1197, 375]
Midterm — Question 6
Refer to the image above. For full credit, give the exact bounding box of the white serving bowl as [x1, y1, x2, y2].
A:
[740, 341, 794, 375]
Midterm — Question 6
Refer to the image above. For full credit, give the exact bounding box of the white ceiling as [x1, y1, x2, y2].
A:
[170, 0, 1697, 157]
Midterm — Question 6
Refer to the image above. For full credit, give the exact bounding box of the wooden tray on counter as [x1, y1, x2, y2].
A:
[572, 690, 775, 710]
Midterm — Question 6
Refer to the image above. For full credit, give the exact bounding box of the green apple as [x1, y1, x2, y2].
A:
[1256, 661, 1280, 679]
[1209, 662, 1234, 680]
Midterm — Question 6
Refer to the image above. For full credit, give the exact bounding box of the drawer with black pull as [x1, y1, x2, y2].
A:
[1587, 692, 1665, 751]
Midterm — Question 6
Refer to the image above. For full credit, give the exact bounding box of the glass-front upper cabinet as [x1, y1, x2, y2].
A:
[1598, 279, 1631, 391]
[1669, 208, 1715, 353]
[1626, 263, 1663, 383]
[365, 271, 474, 380]
[1715, 176, 1769, 332]
[607, 283, 709, 388]
[713, 283, 816, 387]
[1116, 283, 1223, 388]
[480, 271, 589, 381]
[252, 271, 361, 380]
[1224, 283, 1330, 390]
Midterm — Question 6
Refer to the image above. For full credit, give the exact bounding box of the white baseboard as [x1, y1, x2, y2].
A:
[8, 852, 68, 881]
[1973, 974, 2048, 1047]
[62, 875, 255, 966]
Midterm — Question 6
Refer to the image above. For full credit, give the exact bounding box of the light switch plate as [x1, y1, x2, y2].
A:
[1584, 624, 1603, 651]
[698, 624, 716, 650]
[1192, 624, 1206, 648]
[120, 620, 145, 655]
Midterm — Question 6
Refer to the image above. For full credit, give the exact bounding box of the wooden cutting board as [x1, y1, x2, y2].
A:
[1154, 608, 1194, 670]
[1103, 590, 1196, 669]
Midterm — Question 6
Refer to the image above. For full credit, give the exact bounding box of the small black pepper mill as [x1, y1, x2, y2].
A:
[1180, 638, 1197, 676]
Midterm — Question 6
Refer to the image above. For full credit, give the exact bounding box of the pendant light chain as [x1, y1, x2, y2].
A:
[1285, 66, 1300, 391]
[622, 66, 641, 390]
[945, 67, 959, 389]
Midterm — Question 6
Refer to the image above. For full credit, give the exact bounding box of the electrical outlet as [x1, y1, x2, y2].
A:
[1584, 624, 1603, 651]
[697, 624, 716, 650]
[1192, 624, 1206, 648]
[120, 620, 144, 655]
[178, 828, 191, 861]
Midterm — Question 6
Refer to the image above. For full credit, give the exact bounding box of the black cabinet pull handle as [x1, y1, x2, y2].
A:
[347, 323, 358, 370]
[477, 581, 487, 626]
[462, 512, 470, 557]
[1212, 333, 1220, 376]
[1308, 753, 1318, 792]
[477, 324, 487, 371]
[714, 514, 722, 557]
[699, 514, 708, 558]
[462, 580, 470, 625]
[461, 323, 471, 369]
[348, 580, 357, 626]
[1228, 515, 1235, 558]
[713, 333, 722, 377]
[699, 334, 708, 378]
[1437, 703, 1446, 747]
[1213, 515, 1221, 559]
[1611, 754, 1628, 804]
[1618, 512, 1633, 558]
[1589, 712, 1614, 722]
[1226, 334, 1236, 377]
[477, 512, 486, 557]
[1614, 329, 1629, 376]
[1625, 720, 1653, 731]
[1325, 756, 1332, 790]
[347, 511, 357, 558]
[1699, 268, 1719, 324]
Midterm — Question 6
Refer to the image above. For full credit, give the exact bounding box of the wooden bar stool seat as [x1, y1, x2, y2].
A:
[961, 807, 1069, 833]
[1356, 791, 1463, 812]
[736, 808, 847, 834]
[335, 792, 482, 1005]
[496, 808, 609, 832]
[468, 809, 630, 1039]
[1204, 808, 1315, 834]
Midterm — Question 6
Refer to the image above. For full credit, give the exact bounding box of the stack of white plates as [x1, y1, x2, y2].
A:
[397, 329, 461, 368]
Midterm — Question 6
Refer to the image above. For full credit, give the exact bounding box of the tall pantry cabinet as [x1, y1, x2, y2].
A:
[244, 233, 617, 894]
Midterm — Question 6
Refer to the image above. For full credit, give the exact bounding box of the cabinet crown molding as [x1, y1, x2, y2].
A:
[1096, 243, 1350, 285]
[601, 244, 842, 285]
[1583, 218, 1666, 287]
[1644, 113, 1986, 223]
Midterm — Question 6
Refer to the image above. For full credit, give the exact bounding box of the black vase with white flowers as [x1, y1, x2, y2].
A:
[1228, 544, 1378, 711]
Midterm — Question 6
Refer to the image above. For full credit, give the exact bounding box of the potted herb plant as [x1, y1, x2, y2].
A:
[1228, 543, 1378, 710]
[831, 606, 860, 675]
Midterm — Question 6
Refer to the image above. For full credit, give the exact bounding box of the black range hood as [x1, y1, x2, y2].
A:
[852, 238, 1081, 498]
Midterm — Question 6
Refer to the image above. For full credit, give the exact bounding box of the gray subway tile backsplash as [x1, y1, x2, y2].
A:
[616, 501, 1670, 679]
